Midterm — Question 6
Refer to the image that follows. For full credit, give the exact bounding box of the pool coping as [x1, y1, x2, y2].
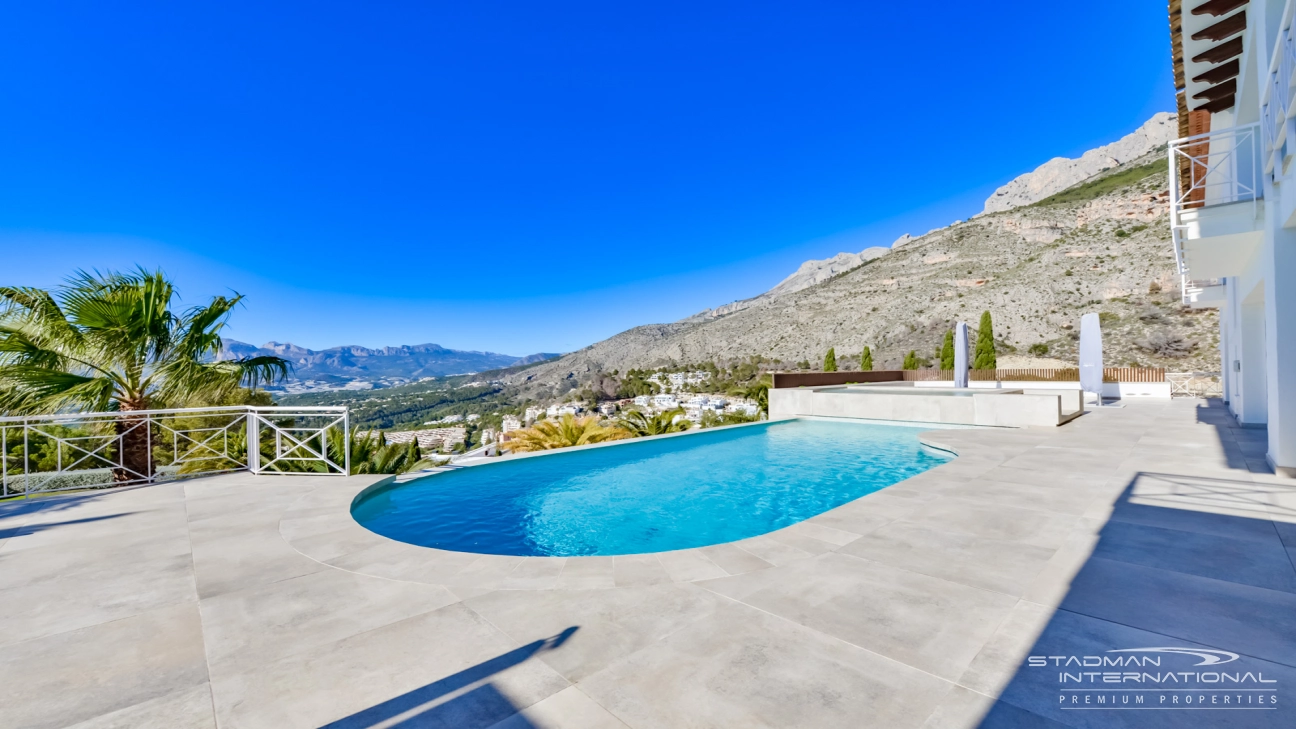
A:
[279, 418, 986, 592]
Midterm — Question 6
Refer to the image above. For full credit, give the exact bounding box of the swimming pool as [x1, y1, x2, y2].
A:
[351, 418, 952, 556]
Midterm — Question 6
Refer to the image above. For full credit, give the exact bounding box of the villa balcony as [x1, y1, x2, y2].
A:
[1169, 123, 1265, 303]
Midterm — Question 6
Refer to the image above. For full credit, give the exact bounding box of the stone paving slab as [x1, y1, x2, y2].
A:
[1, 399, 1294, 727]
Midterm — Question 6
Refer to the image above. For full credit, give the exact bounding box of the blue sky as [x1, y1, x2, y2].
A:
[1, 1, 1174, 356]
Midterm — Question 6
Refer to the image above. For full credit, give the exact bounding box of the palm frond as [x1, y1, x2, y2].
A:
[502, 414, 630, 452]
[0, 269, 285, 415]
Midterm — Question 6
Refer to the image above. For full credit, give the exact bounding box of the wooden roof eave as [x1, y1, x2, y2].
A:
[1192, 9, 1246, 42]
[1171, 0, 1189, 138]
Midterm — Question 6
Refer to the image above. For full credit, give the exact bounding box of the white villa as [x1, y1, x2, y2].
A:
[501, 414, 522, 433]
[524, 406, 544, 422]
[646, 371, 711, 393]
[652, 394, 679, 409]
[545, 403, 583, 418]
[1171, 0, 1295, 475]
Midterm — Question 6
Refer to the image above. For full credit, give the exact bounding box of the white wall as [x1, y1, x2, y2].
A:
[911, 380, 1170, 399]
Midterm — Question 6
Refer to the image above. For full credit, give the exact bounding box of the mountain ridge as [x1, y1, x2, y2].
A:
[982, 112, 1176, 214]
[499, 114, 1216, 398]
[219, 339, 558, 383]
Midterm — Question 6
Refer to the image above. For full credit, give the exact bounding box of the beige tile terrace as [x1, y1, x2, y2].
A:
[0, 399, 1293, 728]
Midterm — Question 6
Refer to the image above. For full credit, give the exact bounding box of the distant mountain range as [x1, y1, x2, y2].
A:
[219, 340, 558, 384]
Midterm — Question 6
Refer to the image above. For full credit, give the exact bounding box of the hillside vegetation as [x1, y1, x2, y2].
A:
[504, 150, 1217, 401]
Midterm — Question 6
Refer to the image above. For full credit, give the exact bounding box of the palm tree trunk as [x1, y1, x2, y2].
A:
[113, 405, 153, 483]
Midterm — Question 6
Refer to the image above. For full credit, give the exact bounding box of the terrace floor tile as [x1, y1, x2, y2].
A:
[6, 399, 1295, 727]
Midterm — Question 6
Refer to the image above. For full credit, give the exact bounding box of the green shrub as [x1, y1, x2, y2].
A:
[973, 311, 997, 369]
[823, 348, 837, 372]
[1029, 159, 1166, 207]
[1028, 343, 1050, 356]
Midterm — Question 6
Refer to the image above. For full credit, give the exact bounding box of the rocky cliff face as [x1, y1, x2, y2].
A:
[765, 247, 892, 298]
[685, 246, 892, 323]
[506, 147, 1217, 398]
[982, 112, 1176, 213]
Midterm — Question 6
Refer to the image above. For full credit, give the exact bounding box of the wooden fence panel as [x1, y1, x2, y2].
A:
[971, 368, 1080, 382]
[901, 370, 950, 381]
[1103, 367, 1166, 383]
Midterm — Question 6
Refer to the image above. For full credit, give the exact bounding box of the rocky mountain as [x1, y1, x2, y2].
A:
[982, 112, 1176, 213]
[765, 247, 893, 298]
[685, 244, 895, 322]
[219, 340, 558, 382]
[503, 114, 1219, 399]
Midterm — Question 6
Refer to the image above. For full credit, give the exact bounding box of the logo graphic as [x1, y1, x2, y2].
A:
[1104, 647, 1240, 666]
[1027, 645, 1278, 712]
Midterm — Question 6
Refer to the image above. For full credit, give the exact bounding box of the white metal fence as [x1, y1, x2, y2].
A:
[1167, 372, 1224, 399]
[0, 406, 349, 498]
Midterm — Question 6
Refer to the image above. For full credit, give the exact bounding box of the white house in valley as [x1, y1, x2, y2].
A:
[1169, 0, 1295, 475]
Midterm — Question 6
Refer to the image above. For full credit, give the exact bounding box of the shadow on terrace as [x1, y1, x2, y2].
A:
[318, 626, 578, 729]
[973, 464, 1296, 728]
[1194, 398, 1274, 474]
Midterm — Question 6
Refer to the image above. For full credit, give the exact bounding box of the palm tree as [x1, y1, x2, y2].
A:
[0, 269, 289, 481]
[324, 429, 432, 474]
[501, 414, 630, 452]
[727, 378, 769, 416]
[617, 408, 691, 437]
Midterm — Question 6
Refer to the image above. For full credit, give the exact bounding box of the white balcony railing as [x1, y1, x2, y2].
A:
[1169, 123, 1263, 217]
[1168, 124, 1263, 304]
[1261, 0, 1296, 176]
[0, 405, 350, 497]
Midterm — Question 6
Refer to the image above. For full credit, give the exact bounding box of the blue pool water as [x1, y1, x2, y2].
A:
[351, 419, 952, 556]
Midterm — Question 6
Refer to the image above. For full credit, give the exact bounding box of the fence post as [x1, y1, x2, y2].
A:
[246, 409, 260, 475]
[23, 419, 30, 498]
[343, 410, 350, 476]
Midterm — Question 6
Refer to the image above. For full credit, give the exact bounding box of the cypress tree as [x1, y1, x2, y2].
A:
[823, 348, 837, 372]
[902, 350, 919, 370]
[940, 330, 955, 370]
[860, 346, 873, 371]
[973, 310, 998, 370]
